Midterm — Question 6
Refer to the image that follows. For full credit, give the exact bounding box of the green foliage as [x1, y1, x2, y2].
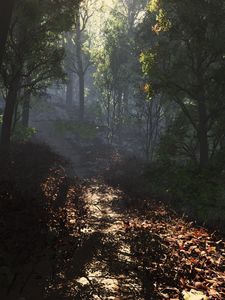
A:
[12, 124, 37, 143]
[92, 2, 147, 140]
[140, 51, 155, 75]
[1, 0, 75, 96]
[54, 120, 99, 138]
[87, 101, 103, 121]
[157, 110, 197, 163]
[146, 162, 225, 227]
[142, 0, 225, 168]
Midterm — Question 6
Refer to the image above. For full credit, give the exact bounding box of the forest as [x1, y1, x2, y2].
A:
[0, 0, 225, 299]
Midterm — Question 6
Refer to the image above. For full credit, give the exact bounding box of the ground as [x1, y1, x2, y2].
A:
[0, 112, 225, 299]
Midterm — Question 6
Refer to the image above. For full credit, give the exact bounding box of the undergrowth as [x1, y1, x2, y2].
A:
[54, 120, 99, 138]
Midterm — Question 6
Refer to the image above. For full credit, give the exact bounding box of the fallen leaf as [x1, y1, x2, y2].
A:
[182, 289, 208, 300]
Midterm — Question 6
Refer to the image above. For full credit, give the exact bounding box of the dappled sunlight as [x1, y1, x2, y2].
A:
[39, 178, 147, 299]
[1, 0, 225, 299]
[74, 182, 144, 298]
[1, 143, 225, 299]
[41, 168, 65, 202]
[38, 175, 225, 299]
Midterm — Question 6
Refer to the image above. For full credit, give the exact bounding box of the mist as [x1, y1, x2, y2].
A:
[0, 0, 225, 299]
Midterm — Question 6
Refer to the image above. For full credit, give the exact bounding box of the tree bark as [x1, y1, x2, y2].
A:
[79, 72, 84, 121]
[22, 95, 30, 127]
[0, 77, 20, 155]
[76, 8, 85, 121]
[198, 96, 209, 168]
[66, 71, 74, 109]
[0, 0, 15, 66]
[123, 89, 129, 117]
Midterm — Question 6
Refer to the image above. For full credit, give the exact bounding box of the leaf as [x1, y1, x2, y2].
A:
[182, 289, 208, 300]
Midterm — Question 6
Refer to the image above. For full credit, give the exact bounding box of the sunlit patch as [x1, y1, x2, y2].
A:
[117, 243, 132, 262]
[41, 167, 66, 202]
[67, 182, 145, 299]
[39, 176, 225, 299]
[76, 276, 89, 286]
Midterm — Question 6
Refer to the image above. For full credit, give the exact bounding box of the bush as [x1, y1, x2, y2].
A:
[145, 162, 225, 231]
[12, 124, 37, 142]
[54, 120, 99, 138]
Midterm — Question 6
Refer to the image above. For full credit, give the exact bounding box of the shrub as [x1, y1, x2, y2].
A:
[54, 120, 99, 138]
[145, 162, 225, 230]
[12, 124, 37, 142]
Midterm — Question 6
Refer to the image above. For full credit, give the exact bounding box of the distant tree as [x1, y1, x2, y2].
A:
[70, 0, 95, 121]
[93, 0, 147, 143]
[64, 32, 76, 110]
[141, 0, 225, 168]
[0, 0, 79, 156]
[0, 0, 15, 66]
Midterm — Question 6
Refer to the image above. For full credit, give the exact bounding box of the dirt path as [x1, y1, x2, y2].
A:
[14, 113, 223, 299]
[41, 178, 225, 300]
[31, 118, 117, 179]
[71, 182, 143, 299]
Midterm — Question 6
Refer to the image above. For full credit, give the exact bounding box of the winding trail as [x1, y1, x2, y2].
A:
[30, 111, 146, 298]
[25, 109, 225, 300]
[75, 182, 143, 299]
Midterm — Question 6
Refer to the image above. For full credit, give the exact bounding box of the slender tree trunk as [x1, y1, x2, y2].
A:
[79, 72, 84, 121]
[64, 32, 75, 110]
[198, 96, 209, 168]
[12, 99, 19, 132]
[106, 89, 111, 143]
[0, 77, 20, 156]
[22, 95, 30, 127]
[0, 0, 15, 66]
[123, 89, 129, 117]
[76, 8, 85, 121]
[66, 72, 74, 109]
[117, 90, 123, 145]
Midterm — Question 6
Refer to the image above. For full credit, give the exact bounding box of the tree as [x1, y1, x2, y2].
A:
[0, 0, 79, 156]
[75, 0, 97, 121]
[141, 0, 225, 168]
[0, 0, 15, 66]
[93, 0, 148, 143]
[64, 33, 76, 110]
[65, 0, 96, 121]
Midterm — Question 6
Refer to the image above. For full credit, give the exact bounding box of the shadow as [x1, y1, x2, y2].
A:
[1, 142, 222, 300]
[60, 180, 180, 299]
[0, 142, 88, 300]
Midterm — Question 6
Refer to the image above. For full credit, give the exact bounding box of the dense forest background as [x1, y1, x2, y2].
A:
[0, 0, 225, 299]
[1, 0, 225, 227]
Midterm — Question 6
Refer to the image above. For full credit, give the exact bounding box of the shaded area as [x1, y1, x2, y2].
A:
[0, 143, 225, 300]
[0, 143, 86, 300]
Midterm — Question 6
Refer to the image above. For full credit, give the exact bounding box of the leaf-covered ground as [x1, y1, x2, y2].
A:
[0, 143, 224, 300]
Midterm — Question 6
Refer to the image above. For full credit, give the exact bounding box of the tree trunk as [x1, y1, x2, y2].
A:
[12, 99, 19, 132]
[76, 7, 85, 121]
[66, 72, 74, 109]
[198, 97, 209, 168]
[22, 95, 30, 127]
[79, 72, 84, 121]
[0, 77, 20, 156]
[0, 0, 15, 66]
[123, 89, 129, 117]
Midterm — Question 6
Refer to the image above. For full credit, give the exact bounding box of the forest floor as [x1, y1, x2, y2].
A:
[0, 118, 225, 299]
